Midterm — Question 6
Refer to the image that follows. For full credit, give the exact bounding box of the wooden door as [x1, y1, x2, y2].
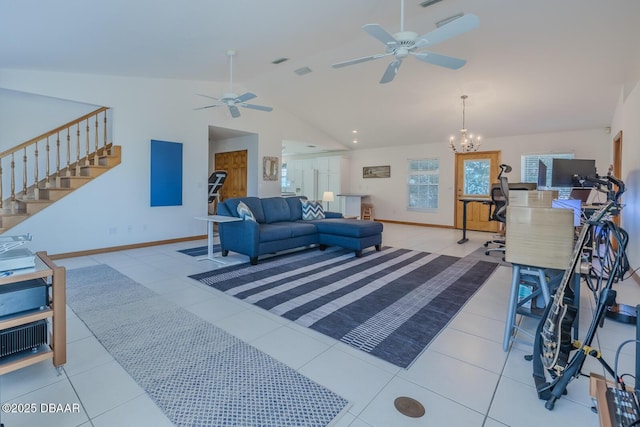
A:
[454, 151, 501, 232]
[612, 131, 622, 227]
[214, 150, 248, 200]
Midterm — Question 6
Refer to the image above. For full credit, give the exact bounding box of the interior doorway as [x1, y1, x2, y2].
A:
[214, 150, 248, 200]
[454, 151, 501, 232]
[612, 130, 622, 227]
[208, 125, 259, 209]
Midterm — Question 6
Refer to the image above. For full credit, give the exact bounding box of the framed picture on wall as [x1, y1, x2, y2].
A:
[363, 165, 390, 178]
[263, 156, 279, 181]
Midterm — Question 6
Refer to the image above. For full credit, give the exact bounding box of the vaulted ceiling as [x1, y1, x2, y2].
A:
[2, 0, 639, 154]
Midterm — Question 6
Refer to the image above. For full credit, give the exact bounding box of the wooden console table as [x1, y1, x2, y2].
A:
[0, 251, 66, 375]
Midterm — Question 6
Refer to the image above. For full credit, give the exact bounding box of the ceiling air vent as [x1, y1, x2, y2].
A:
[420, 0, 444, 8]
[294, 67, 312, 76]
[436, 13, 464, 27]
[272, 57, 289, 65]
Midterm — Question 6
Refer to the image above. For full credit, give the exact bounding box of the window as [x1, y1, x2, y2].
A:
[463, 159, 491, 196]
[521, 153, 573, 198]
[407, 158, 439, 210]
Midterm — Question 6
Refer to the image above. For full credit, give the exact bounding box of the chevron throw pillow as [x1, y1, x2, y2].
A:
[301, 199, 325, 220]
[236, 201, 256, 222]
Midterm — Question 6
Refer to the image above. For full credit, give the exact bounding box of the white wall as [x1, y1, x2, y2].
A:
[0, 88, 99, 147]
[348, 128, 612, 226]
[0, 69, 342, 254]
[611, 80, 640, 275]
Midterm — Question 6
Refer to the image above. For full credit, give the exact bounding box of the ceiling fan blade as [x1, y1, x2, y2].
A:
[240, 103, 273, 112]
[196, 93, 219, 101]
[234, 92, 257, 103]
[412, 51, 466, 69]
[380, 59, 402, 84]
[332, 52, 392, 69]
[228, 105, 241, 118]
[362, 24, 397, 47]
[414, 14, 479, 49]
[193, 105, 220, 110]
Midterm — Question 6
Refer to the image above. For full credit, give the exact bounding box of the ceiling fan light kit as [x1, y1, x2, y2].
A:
[332, 0, 478, 84]
[194, 49, 273, 118]
[449, 95, 481, 153]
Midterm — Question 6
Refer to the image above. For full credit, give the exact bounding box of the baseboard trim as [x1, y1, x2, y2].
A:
[375, 218, 455, 229]
[49, 235, 207, 260]
[49, 219, 454, 260]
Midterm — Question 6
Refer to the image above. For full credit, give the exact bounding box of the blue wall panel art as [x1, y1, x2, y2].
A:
[150, 139, 183, 206]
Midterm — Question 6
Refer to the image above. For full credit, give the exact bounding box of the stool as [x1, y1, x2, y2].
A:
[361, 203, 374, 221]
[503, 264, 564, 351]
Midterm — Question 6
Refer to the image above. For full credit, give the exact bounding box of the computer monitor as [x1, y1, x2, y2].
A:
[551, 158, 597, 187]
[552, 199, 582, 226]
[537, 160, 547, 188]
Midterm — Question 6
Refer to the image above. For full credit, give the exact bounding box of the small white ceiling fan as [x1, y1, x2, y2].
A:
[195, 49, 273, 118]
[332, 0, 479, 83]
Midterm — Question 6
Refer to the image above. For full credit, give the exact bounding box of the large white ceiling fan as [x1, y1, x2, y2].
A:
[195, 49, 273, 118]
[332, 0, 479, 83]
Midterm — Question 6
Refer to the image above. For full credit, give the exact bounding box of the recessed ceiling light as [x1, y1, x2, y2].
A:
[352, 130, 358, 134]
[353, 140, 358, 144]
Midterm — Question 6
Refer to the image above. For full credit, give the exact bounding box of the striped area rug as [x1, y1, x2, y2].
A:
[177, 245, 219, 257]
[190, 246, 499, 368]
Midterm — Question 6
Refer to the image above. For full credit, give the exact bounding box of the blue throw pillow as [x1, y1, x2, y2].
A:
[237, 201, 256, 222]
[301, 199, 325, 220]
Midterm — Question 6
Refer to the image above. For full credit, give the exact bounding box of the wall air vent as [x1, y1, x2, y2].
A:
[420, 0, 444, 8]
[272, 57, 289, 65]
[294, 67, 312, 76]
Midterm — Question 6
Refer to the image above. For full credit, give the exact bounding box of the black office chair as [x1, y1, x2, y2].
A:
[208, 170, 227, 214]
[484, 164, 512, 255]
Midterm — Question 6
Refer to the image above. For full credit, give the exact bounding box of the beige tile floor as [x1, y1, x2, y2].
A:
[1, 223, 638, 426]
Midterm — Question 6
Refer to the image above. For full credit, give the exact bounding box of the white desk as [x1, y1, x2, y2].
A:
[337, 194, 368, 219]
[195, 215, 242, 261]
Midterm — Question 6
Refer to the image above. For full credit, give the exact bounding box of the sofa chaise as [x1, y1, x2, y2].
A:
[216, 196, 383, 264]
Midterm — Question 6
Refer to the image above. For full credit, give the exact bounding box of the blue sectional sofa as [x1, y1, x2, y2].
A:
[216, 196, 383, 264]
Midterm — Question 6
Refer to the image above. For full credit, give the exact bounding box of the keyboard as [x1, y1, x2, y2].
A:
[606, 387, 640, 427]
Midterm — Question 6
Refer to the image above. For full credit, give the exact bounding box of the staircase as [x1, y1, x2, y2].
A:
[0, 107, 120, 232]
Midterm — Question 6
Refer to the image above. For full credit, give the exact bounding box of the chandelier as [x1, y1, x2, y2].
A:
[449, 95, 481, 153]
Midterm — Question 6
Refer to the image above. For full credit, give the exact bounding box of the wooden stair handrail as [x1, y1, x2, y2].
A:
[0, 107, 108, 159]
[0, 106, 112, 212]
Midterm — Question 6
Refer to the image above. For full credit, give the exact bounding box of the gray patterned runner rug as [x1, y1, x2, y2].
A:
[66, 264, 349, 427]
[190, 246, 499, 368]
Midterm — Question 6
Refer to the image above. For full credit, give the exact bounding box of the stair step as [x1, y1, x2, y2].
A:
[15, 199, 51, 215]
[97, 153, 121, 167]
[36, 187, 74, 201]
[0, 212, 29, 229]
[79, 164, 109, 178]
[59, 176, 92, 189]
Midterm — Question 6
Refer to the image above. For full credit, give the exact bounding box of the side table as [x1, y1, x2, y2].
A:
[195, 215, 242, 261]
